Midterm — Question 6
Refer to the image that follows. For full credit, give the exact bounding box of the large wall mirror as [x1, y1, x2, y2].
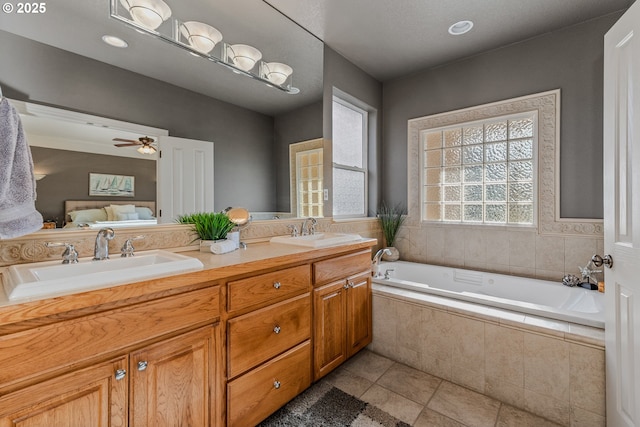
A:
[0, 0, 324, 234]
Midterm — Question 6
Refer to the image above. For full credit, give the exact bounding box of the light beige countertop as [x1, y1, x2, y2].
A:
[0, 238, 377, 327]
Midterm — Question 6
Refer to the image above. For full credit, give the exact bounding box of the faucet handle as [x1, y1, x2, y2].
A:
[121, 235, 144, 257]
[46, 242, 79, 264]
[287, 224, 299, 237]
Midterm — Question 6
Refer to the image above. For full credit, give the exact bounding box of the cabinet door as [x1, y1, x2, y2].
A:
[346, 272, 372, 357]
[0, 357, 127, 427]
[130, 326, 217, 427]
[313, 280, 347, 380]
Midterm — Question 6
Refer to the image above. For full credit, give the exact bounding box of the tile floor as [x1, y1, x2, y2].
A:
[322, 349, 563, 427]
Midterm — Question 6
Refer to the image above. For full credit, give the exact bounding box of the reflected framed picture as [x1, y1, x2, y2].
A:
[89, 173, 135, 197]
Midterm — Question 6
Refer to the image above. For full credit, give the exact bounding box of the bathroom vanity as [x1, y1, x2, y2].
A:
[0, 238, 375, 427]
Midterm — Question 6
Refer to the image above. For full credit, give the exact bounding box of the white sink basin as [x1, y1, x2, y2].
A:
[3, 250, 204, 301]
[270, 233, 362, 248]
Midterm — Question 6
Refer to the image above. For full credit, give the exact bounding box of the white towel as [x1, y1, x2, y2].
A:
[0, 98, 43, 239]
[210, 239, 236, 254]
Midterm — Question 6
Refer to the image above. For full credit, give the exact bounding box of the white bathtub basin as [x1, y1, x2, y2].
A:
[270, 233, 362, 248]
[3, 250, 204, 301]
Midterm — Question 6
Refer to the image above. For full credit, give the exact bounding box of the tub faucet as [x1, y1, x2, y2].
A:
[372, 248, 392, 278]
[93, 228, 115, 261]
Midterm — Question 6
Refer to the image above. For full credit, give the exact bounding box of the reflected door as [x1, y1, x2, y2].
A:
[157, 136, 214, 223]
[604, 2, 640, 425]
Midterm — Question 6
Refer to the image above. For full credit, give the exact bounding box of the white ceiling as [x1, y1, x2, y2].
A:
[266, 0, 632, 82]
[0, 0, 632, 115]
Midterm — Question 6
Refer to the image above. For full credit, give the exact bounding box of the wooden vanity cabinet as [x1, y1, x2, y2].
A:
[0, 283, 222, 427]
[226, 264, 312, 427]
[313, 250, 372, 380]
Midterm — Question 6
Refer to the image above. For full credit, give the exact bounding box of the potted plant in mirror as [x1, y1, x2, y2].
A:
[177, 212, 236, 252]
[377, 202, 407, 261]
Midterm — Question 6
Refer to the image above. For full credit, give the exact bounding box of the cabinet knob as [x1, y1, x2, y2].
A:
[273, 281, 281, 289]
[343, 283, 350, 289]
[274, 380, 281, 389]
[137, 360, 148, 371]
[273, 325, 281, 334]
[114, 369, 127, 381]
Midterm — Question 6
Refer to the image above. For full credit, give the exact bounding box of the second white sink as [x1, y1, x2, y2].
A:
[270, 233, 362, 248]
[3, 250, 204, 302]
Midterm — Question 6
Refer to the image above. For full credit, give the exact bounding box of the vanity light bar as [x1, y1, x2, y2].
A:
[109, 0, 297, 93]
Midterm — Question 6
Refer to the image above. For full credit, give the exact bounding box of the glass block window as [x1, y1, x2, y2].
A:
[296, 148, 323, 217]
[421, 112, 537, 225]
[333, 97, 368, 217]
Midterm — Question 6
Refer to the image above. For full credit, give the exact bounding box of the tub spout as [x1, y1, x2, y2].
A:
[372, 248, 392, 278]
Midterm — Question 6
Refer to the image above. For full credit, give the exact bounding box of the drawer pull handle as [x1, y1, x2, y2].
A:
[137, 361, 148, 371]
[114, 369, 127, 381]
[274, 380, 281, 389]
[273, 281, 281, 289]
[343, 283, 350, 289]
[273, 325, 281, 334]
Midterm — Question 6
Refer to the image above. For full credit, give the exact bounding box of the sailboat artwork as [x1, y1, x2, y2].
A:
[89, 173, 135, 197]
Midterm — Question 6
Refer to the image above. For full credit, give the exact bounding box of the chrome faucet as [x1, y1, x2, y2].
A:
[46, 242, 79, 264]
[372, 248, 392, 278]
[93, 228, 115, 260]
[120, 235, 144, 257]
[301, 217, 317, 236]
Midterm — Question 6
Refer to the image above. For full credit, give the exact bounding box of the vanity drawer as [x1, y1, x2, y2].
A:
[228, 293, 310, 378]
[0, 286, 220, 390]
[227, 264, 310, 314]
[313, 250, 371, 285]
[227, 341, 311, 427]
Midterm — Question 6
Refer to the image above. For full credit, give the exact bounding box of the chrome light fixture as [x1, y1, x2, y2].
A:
[262, 62, 293, 86]
[179, 21, 223, 54]
[110, 0, 295, 93]
[226, 44, 262, 72]
[119, 0, 171, 30]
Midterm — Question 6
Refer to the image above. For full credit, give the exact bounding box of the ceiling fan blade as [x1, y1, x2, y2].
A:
[112, 137, 138, 143]
[114, 142, 141, 147]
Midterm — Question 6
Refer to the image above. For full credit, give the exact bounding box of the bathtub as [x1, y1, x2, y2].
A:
[372, 261, 604, 328]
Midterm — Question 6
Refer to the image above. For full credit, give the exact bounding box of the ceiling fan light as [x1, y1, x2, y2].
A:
[180, 21, 223, 54]
[119, 0, 172, 30]
[137, 145, 156, 154]
[227, 44, 262, 72]
[263, 62, 293, 86]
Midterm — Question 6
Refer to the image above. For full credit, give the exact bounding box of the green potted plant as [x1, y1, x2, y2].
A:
[377, 202, 406, 261]
[177, 212, 236, 252]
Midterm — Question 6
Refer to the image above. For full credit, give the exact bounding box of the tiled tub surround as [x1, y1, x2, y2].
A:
[369, 285, 605, 427]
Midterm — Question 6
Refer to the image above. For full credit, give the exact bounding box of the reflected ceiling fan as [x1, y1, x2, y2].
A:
[113, 136, 157, 154]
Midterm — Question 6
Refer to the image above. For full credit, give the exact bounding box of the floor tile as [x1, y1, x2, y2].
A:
[342, 349, 395, 382]
[376, 363, 441, 405]
[324, 365, 374, 398]
[360, 384, 424, 425]
[496, 404, 563, 427]
[427, 381, 500, 427]
[413, 408, 468, 427]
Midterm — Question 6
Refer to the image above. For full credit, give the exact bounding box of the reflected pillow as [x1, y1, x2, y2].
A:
[135, 207, 154, 220]
[68, 208, 108, 223]
[108, 204, 136, 221]
[116, 212, 140, 221]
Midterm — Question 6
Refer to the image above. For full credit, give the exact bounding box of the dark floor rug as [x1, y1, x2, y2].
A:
[259, 381, 411, 427]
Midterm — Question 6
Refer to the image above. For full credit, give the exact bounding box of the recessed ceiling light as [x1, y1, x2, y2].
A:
[102, 35, 128, 48]
[448, 20, 474, 36]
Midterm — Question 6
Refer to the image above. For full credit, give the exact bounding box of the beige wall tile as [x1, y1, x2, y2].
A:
[423, 309, 454, 361]
[420, 351, 452, 380]
[535, 235, 565, 271]
[570, 406, 605, 427]
[425, 226, 445, 264]
[444, 228, 466, 259]
[485, 229, 511, 267]
[451, 315, 484, 372]
[485, 377, 524, 408]
[452, 366, 485, 393]
[524, 389, 571, 426]
[397, 302, 427, 352]
[569, 344, 605, 416]
[485, 324, 524, 386]
[563, 237, 598, 276]
[371, 296, 397, 353]
[524, 334, 570, 400]
[464, 228, 486, 263]
[509, 231, 536, 268]
[535, 268, 565, 281]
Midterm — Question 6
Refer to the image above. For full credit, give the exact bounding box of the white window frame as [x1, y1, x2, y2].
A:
[420, 111, 538, 226]
[332, 95, 368, 218]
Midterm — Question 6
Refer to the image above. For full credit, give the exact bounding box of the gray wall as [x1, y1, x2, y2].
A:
[0, 30, 276, 213]
[382, 12, 622, 219]
[323, 46, 383, 216]
[274, 100, 323, 212]
[31, 147, 156, 225]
